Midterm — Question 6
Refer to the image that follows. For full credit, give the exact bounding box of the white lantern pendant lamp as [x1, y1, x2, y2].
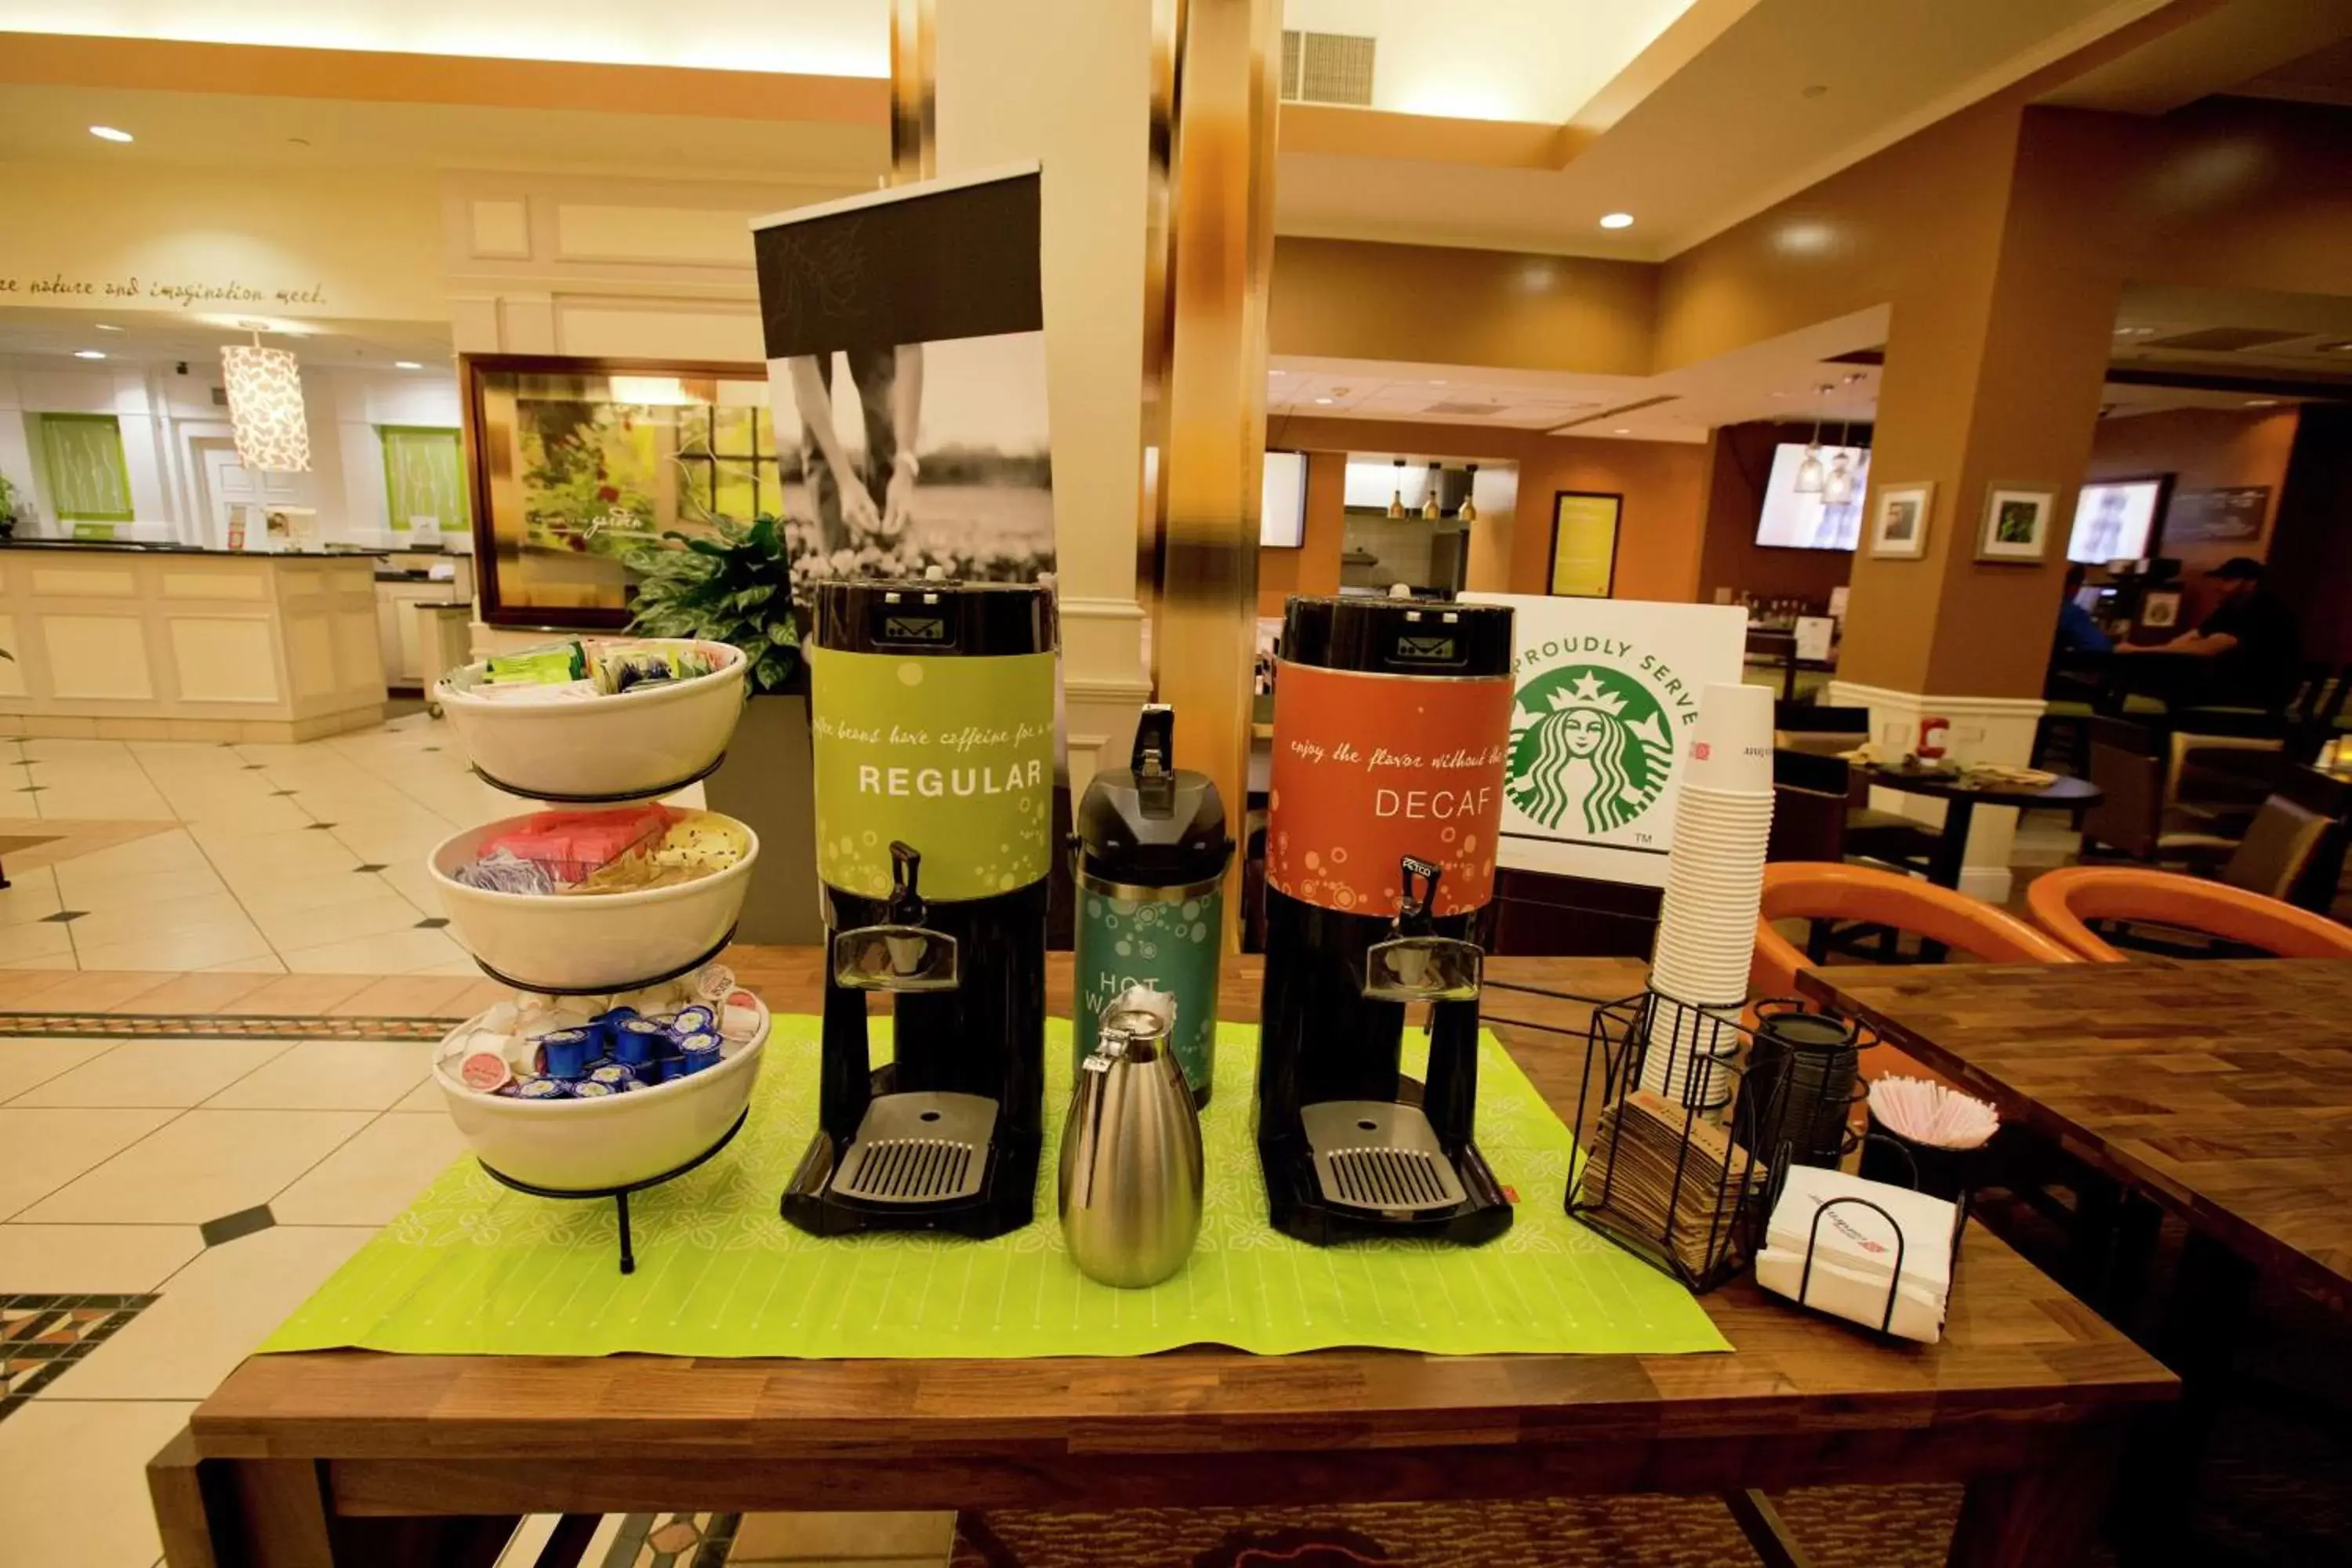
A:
[221, 329, 312, 474]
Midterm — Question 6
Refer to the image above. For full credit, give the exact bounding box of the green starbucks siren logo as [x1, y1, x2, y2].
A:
[1506, 666, 1673, 835]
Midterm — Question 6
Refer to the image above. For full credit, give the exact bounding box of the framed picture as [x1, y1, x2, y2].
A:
[1977, 485, 2056, 562]
[1548, 491, 1622, 597]
[1869, 481, 1933, 559]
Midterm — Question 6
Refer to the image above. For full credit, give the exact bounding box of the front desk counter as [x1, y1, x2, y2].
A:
[0, 543, 388, 742]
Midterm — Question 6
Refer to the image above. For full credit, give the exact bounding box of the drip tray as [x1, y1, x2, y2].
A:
[833, 1091, 998, 1205]
[1301, 1100, 1469, 1215]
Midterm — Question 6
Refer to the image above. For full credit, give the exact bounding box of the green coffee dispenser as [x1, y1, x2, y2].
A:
[782, 579, 1057, 1239]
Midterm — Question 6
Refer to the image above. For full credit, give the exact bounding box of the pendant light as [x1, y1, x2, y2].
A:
[220, 328, 312, 474]
[1791, 383, 1830, 495]
[1421, 462, 1443, 521]
[1821, 390, 1855, 505]
[1457, 463, 1479, 524]
[1387, 458, 1407, 519]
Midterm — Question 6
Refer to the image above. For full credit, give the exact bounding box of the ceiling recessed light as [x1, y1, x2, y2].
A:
[2245, 397, 2279, 407]
[1313, 397, 1334, 405]
[73, 349, 107, 360]
[1269, 368, 1286, 376]
[1599, 212, 1635, 230]
[89, 125, 134, 143]
[394, 361, 423, 370]
[1429, 379, 1449, 386]
[1613, 427, 1632, 435]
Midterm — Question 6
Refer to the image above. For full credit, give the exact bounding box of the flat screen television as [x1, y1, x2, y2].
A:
[2066, 476, 2168, 564]
[1754, 442, 1871, 550]
[1260, 450, 1307, 547]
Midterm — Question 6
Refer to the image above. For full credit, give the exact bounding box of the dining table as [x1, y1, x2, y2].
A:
[1798, 956, 2352, 1553]
[1855, 763, 2105, 891]
[151, 952, 2176, 1568]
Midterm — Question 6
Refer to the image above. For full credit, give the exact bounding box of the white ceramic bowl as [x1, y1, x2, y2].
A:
[430, 811, 759, 992]
[434, 640, 748, 800]
[434, 1002, 768, 1190]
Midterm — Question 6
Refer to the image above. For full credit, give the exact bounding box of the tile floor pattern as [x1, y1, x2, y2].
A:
[0, 1021, 468, 1566]
[0, 717, 700, 975]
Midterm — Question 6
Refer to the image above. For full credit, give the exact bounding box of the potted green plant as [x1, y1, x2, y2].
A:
[628, 517, 821, 942]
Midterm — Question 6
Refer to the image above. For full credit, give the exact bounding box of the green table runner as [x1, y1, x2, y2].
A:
[264, 1018, 1726, 1358]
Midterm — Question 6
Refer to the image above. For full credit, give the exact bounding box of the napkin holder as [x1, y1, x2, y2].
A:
[1754, 1163, 1962, 1344]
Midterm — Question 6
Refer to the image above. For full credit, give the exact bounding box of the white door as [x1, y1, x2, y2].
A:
[193, 439, 299, 547]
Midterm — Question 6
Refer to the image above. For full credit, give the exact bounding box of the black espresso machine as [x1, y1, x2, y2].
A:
[781, 580, 1058, 1239]
[1255, 595, 1519, 1247]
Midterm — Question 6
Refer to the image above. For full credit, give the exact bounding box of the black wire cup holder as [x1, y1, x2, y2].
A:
[1486, 983, 1880, 1294]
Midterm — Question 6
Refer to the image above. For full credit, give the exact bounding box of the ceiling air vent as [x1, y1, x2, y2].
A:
[1421, 400, 1508, 417]
[1281, 31, 1376, 107]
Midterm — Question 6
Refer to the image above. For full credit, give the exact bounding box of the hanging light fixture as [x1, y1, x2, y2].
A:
[1457, 463, 1479, 523]
[220, 328, 311, 473]
[1821, 386, 1855, 504]
[1421, 462, 1443, 521]
[1387, 458, 1407, 519]
[1792, 383, 1830, 495]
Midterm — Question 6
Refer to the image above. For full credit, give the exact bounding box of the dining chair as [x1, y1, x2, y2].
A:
[2025, 864, 2352, 963]
[1752, 862, 2082, 998]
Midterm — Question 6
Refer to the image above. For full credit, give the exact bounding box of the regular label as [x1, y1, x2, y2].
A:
[808, 647, 1055, 902]
[1265, 661, 1512, 917]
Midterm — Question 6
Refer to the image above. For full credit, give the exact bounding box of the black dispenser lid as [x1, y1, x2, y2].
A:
[814, 579, 1058, 658]
[1279, 595, 1513, 678]
[1073, 705, 1231, 887]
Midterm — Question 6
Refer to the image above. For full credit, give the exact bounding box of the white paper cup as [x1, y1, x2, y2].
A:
[1681, 683, 1777, 796]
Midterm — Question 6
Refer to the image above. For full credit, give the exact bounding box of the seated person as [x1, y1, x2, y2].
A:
[2053, 564, 2111, 656]
[2118, 556, 2299, 708]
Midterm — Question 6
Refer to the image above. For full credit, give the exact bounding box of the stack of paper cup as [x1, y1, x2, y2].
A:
[1642, 681, 1776, 1110]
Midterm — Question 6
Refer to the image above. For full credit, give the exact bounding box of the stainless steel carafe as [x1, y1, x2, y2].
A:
[1058, 994, 1204, 1288]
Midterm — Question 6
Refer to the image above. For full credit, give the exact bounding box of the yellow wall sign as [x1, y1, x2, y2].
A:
[1548, 492, 1621, 597]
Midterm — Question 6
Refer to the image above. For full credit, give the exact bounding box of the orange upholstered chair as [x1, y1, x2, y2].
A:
[1753, 862, 2082, 1085]
[2025, 865, 2352, 964]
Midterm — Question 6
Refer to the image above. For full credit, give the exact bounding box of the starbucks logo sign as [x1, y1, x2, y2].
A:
[1505, 662, 1676, 837]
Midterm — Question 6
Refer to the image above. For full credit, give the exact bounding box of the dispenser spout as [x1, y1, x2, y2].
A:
[831, 840, 963, 992]
[1362, 855, 1483, 1003]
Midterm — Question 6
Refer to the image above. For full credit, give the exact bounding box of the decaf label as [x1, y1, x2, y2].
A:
[1265, 661, 1512, 917]
[809, 647, 1055, 902]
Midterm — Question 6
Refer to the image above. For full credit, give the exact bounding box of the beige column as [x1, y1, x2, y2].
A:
[934, 0, 1156, 796]
[1831, 172, 2121, 900]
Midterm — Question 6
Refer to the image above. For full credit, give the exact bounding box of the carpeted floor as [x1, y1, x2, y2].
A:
[955, 1486, 1985, 1567]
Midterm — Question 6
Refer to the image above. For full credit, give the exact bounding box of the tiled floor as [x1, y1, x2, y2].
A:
[0, 715, 703, 975]
[0, 713, 941, 1567]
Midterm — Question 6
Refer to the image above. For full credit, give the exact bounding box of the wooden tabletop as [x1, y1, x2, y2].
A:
[184, 950, 2172, 1529]
[1799, 959, 2352, 1306]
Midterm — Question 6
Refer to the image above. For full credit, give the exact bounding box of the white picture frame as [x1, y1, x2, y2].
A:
[1978, 485, 2056, 562]
[1869, 482, 1933, 560]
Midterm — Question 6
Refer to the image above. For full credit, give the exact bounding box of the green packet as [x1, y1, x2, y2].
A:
[485, 641, 588, 685]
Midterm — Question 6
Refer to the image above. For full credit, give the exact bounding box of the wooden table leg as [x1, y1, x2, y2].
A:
[179, 1454, 518, 1568]
[2112, 1229, 2259, 1560]
[1947, 1428, 2122, 1566]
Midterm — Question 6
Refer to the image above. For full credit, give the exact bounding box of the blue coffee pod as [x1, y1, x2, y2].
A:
[672, 1004, 717, 1036]
[679, 1035, 723, 1075]
[586, 1064, 633, 1088]
[515, 1076, 568, 1100]
[535, 1028, 597, 1081]
[611, 1017, 670, 1068]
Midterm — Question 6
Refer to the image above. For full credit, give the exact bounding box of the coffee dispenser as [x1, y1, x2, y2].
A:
[1256, 595, 1517, 1247]
[782, 580, 1057, 1239]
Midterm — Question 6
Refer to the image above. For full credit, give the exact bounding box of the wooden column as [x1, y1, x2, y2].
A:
[1151, 0, 1281, 946]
